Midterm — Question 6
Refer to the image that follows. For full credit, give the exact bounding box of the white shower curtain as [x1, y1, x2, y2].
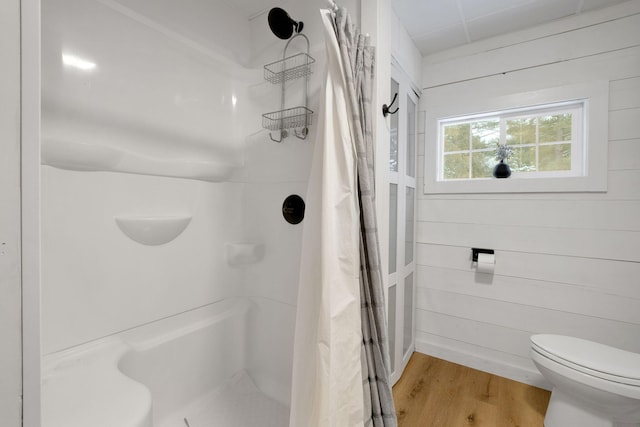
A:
[288, 8, 365, 427]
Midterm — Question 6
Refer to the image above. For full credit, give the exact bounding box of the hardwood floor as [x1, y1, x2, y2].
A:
[393, 352, 551, 427]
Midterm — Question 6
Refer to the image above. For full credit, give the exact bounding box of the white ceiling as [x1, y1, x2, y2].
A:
[391, 0, 629, 56]
[220, 0, 630, 56]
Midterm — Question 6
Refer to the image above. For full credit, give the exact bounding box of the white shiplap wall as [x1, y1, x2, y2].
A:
[415, 0, 640, 388]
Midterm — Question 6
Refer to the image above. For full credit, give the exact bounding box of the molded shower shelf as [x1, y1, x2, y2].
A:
[115, 216, 192, 246]
[225, 243, 265, 266]
[42, 138, 238, 182]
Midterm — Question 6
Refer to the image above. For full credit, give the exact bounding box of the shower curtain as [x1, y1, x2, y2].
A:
[289, 5, 396, 427]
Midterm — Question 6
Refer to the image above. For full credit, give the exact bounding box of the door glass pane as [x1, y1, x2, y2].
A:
[389, 184, 398, 274]
[404, 186, 414, 265]
[403, 273, 414, 355]
[406, 95, 416, 178]
[390, 79, 399, 172]
[388, 284, 397, 372]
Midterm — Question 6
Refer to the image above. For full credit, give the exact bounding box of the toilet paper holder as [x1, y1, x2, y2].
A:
[471, 248, 494, 262]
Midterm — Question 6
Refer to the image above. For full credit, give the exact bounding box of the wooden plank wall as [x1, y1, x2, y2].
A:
[415, 1, 640, 388]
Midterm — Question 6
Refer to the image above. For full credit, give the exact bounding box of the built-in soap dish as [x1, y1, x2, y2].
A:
[115, 215, 192, 246]
[225, 243, 265, 266]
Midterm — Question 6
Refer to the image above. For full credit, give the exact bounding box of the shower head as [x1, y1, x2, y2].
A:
[268, 7, 303, 40]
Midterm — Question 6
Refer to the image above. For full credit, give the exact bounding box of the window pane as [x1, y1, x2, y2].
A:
[388, 184, 397, 274]
[390, 79, 399, 172]
[405, 187, 414, 265]
[539, 143, 571, 171]
[471, 151, 495, 178]
[406, 96, 416, 177]
[443, 153, 469, 179]
[507, 118, 536, 145]
[539, 114, 572, 143]
[471, 120, 499, 149]
[388, 284, 396, 372]
[444, 123, 470, 152]
[403, 273, 414, 356]
[510, 146, 537, 173]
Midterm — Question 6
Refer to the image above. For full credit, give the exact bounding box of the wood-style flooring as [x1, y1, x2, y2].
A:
[393, 352, 551, 427]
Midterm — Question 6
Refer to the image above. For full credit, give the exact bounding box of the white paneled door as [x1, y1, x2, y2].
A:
[387, 64, 418, 385]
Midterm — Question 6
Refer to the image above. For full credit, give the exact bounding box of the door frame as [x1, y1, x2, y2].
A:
[0, 0, 24, 424]
[21, 0, 42, 426]
[388, 59, 419, 385]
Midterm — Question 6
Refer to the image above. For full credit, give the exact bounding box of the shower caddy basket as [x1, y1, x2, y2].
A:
[262, 33, 315, 142]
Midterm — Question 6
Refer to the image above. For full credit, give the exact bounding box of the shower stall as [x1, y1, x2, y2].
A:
[38, 0, 360, 425]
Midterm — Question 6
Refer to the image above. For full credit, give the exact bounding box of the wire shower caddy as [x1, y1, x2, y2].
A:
[262, 33, 315, 142]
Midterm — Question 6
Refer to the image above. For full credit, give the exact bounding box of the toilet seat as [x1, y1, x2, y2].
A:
[531, 335, 640, 387]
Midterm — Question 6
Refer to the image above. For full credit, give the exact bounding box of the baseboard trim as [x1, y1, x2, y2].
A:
[415, 338, 551, 390]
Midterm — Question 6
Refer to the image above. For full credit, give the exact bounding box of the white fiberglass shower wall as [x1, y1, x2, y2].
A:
[39, 0, 357, 425]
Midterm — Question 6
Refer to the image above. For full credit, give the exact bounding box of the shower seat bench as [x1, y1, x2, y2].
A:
[41, 337, 152, 427]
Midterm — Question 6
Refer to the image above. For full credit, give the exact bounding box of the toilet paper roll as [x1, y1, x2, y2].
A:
[476, 252, 495, 274]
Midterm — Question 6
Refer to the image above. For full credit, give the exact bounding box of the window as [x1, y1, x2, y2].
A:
[440, 101, 584, 181]
[424, 81, 608, 194]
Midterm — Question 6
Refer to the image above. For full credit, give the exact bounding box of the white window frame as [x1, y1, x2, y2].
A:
[424, 81, 608, 194]
[439, 101, 584, 180]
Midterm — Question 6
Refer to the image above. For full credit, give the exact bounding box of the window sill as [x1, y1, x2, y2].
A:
[423, 174, 607, 194]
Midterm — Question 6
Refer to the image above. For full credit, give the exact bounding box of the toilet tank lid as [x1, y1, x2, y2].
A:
[531, 334, 640, 382]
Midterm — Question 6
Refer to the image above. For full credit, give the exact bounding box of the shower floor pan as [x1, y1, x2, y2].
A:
[160, 371, 288, 427]
[42, 298, 289, 427]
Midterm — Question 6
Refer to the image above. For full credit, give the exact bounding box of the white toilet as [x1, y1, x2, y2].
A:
[531, 334, 640, 427]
